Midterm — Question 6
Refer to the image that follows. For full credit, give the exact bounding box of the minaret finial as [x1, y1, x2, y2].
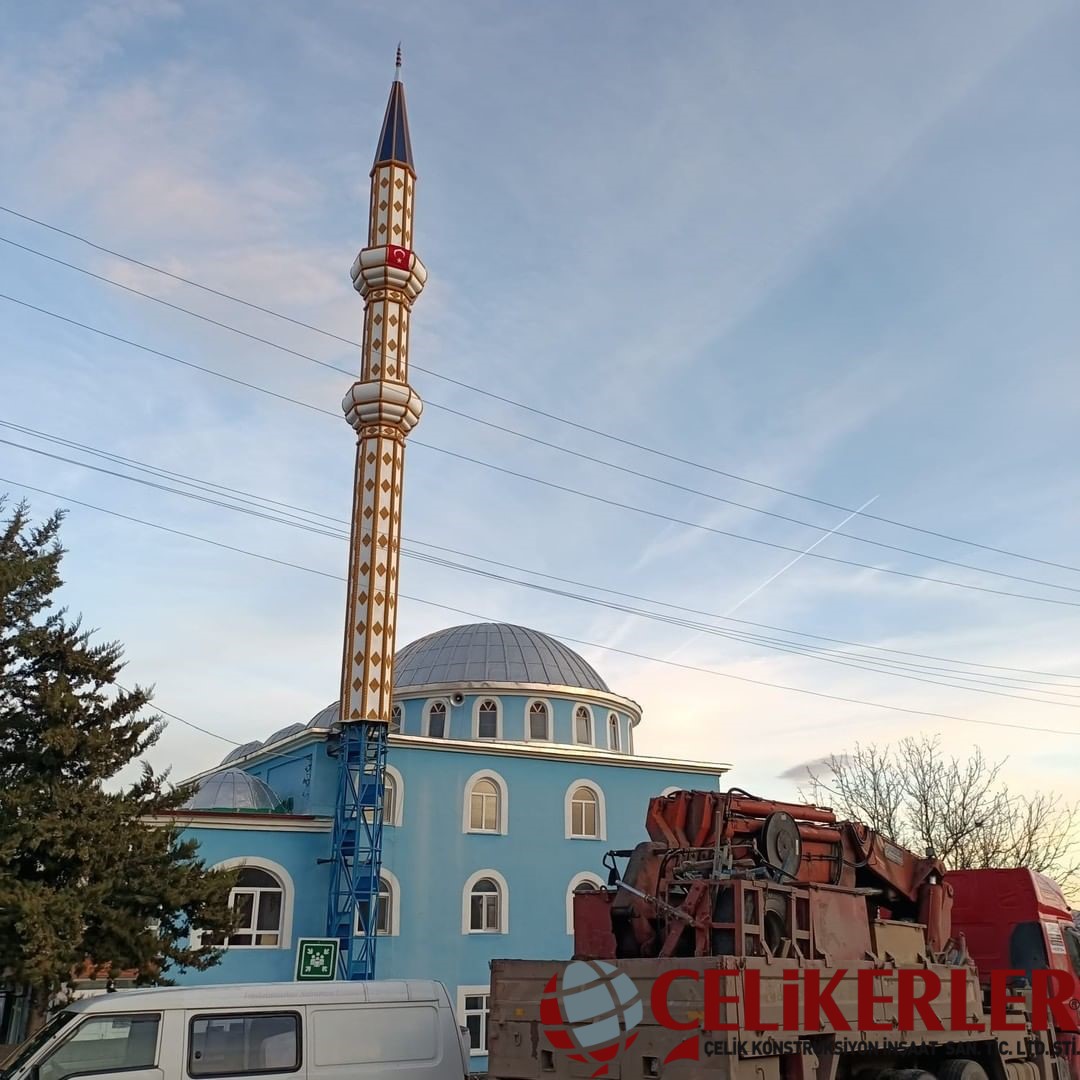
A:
[395, 43, 402, 80]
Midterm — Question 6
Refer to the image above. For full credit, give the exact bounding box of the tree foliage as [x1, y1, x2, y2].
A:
[0, 498, 236, 1007]
[801, 735, 1080, 889]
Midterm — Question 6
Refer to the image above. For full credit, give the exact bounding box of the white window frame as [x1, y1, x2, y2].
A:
[354, 868, 400, 937]
[204, 857, 294, 949]
[390, 703, 403, 732]
[573, 704, 594, 746]
[628, 723, 635, 755]
[660, 785, 682, 797]
[472, 697, 502, 740]
[525, 698, 552, 741]
[384, 764, 405, 826]
[462, 868, 509, 934]
[608, 712, 620, 751]
[425, 698, 449, 738]
[456, 984, 492, 1058]
[462, 769, 509, 835]
[564, 779, 607, 841]
[565, 872, 605, 934]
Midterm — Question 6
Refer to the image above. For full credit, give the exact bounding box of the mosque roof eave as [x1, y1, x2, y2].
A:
[180, 726, 729, 786]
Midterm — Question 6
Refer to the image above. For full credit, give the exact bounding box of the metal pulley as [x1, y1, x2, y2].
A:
[762, 811, 802, 878]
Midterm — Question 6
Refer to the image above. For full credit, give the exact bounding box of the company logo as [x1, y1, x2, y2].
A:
[535, 965, 1080, 1073]
[540, 960, 643, 1077]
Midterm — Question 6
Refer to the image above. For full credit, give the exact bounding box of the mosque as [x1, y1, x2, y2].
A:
[168, 59, 732, 1072]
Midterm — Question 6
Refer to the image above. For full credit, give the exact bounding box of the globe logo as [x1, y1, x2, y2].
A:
[540, 960, 643, 1076]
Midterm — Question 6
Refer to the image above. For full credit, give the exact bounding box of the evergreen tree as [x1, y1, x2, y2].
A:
[0, 498, 236, 1017]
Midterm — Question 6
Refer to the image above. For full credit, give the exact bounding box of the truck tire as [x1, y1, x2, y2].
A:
[939, 1062, 990, 1080]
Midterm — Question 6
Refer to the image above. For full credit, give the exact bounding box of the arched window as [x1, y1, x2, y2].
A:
[384, 771, 397, 825]
[565, 780, 606, 840]
[566, 872, 605, 934]
[469, 779, 500, 832]
[462, 770, 508, 835]
[574, 705, 593, 745]
[225, 867, 283, 947]
[355, 872, 398, 936]
[469, 878, 502, 932]
[476, 699, 499, 740]
[528, 700, 550, 740]
[390, 704, 402, 733]
[608, 712, 620, 751]
[428, 700, 447, 738]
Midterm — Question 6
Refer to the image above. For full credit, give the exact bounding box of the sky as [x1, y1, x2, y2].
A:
[1, 0, 1079, 810]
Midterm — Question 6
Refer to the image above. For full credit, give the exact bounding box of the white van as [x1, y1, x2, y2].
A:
[0, 982, 469, 1080]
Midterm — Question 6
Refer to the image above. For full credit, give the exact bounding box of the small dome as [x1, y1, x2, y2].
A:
[219, 740, 263, 766]
[307, 702, 340, 730]
[394, 623, 609, 692]
[265, 722, 304, 745]
[185, 769, 282, 812]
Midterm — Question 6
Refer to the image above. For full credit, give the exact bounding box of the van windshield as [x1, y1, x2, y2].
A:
[0, 1012, 77, 1080]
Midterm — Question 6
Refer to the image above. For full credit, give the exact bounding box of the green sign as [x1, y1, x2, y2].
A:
[295, 938, 339, 981]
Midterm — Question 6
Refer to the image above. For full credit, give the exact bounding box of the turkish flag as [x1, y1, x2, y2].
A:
[387, 245, 411, 269]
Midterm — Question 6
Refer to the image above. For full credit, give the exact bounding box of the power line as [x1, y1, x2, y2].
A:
[5, 472, 1080, 738]
[6, 231, 1080, 594]
[5, 452, 1080, 709]
[8, 418, 1080, 686]
[5, 290, 1080, 611]
[2, 203, 1078, 578]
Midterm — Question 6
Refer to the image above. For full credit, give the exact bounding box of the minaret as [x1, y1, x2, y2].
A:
[327, 50, 426, 980]
[340, 46, 426, 725]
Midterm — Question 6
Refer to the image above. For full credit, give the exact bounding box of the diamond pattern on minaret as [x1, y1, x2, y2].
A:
[339, 65, 426, 728]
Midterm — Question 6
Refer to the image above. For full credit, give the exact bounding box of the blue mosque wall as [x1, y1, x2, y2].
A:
[173, 624, 730, 1071]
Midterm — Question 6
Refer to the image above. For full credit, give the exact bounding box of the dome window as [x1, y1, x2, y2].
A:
[476, 699, 500, 740]
[427, 700, 447, 738]
[574, 706, 593, 746]
[390, 704, 402, 733]
[528, 700, 551, 741]
[608, 712, 620, 751]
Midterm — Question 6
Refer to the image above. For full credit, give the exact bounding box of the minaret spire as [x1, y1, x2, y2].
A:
[327, 63, 427, 979]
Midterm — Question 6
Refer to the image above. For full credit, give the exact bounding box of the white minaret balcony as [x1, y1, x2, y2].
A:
[350, 245, 428, 301]
[342, 380, 423, 434]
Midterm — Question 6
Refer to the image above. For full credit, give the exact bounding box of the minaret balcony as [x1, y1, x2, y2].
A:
[350, 246, 428, 302]
[342, 380, 423, 434]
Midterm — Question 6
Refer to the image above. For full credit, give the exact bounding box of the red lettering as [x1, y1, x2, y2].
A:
[1032, 970, 1076, 1033]
[742, 969, 779, 1032]
[703, 969, 740, 1032]
[990, 970, 1027, 1032]
[897, 969, 944, 1031]
[803, 968, 850, 1031]
[949, 967, 984, 1032]
[653, 969, 700, 1031]
[857, 968, 894, 1032]
[782, 969, 801, 1031]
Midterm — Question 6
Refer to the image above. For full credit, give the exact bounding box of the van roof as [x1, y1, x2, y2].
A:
[64, 980, 449, 1014]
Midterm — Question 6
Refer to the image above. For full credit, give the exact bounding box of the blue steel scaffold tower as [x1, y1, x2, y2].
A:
[326, 49, 426, 980]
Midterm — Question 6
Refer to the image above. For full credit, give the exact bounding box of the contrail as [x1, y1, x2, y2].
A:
[664, 495, 879, 662]
[725, 495, 880, 616]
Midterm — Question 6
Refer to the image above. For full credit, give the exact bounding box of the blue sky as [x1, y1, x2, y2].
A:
[1, 0, 1079, 800]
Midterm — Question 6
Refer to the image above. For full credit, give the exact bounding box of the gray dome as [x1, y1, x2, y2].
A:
[265, 722, 305, 745]
[393, 623, 610, 692]
[219, 740, 263, 766]
[185, 769, 282, 812]
[307, 702, 340, 730]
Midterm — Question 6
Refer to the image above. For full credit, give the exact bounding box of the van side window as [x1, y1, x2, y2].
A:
[38, 1014, 160, 1080]
[188, 1013, 300, 1076]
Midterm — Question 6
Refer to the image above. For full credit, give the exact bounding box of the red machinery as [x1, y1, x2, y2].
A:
[573, 789, 952, 965]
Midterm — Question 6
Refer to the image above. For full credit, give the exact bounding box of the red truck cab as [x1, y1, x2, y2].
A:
[950, 868, 1080, 1069]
